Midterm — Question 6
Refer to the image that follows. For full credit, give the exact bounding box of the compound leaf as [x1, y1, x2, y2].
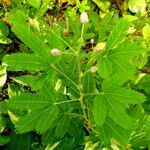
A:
[3, 53, 49, 71]
[106, 19, 130, 50]
[93, 95, 107, 126]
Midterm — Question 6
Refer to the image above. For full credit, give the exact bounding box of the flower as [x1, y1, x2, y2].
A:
[51, 48, 61, 56]
[90, 66, 97, 73]
[80, 12, 89, 24]
[90, 39, 94, 44]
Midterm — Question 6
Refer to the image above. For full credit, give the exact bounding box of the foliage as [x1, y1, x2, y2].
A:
[0, 0, 150, 150]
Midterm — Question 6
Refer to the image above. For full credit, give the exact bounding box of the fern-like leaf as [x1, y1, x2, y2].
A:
[107, 100, 132, 129]
[7, 93, 53, 110]
[8, 9, 50, 57]
[98, 43, 140, 81]
[55, 115, 71, 138]
[16, 106, 58, 133]
[93, 87, 145, 128]
[93, 95, 107, 126]
[99, 119, 131, 145]
[3, 53, 49, 71]
[7, 81, 59, 133]
[11, 71, 54, 90]
[105, 87, 145, 105]
[98, 57, 112, 78]
[105, 19, 130, 50]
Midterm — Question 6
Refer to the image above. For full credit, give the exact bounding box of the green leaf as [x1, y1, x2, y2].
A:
[98, 42, 140, 81]
[102, 73, 127, 91]
[97, 87, 145, 129]
[83, 73, 96, 94]
[7, 133, 31, 150]
[107, 100, 132, 129]
[8, 9, 50, 57]
[93, 95, 107, 126]
[136, 75, 150, 94]
[109, 57, 135, 81]
[0, 116, 5, 132]
[47, 26, 65, 50]
[0, 36, 12, 44]
[35, 0, 54, 17]
[3, 53, 49, 71]
[99, 119, 130, 145]
[7, 81, 59, 133]
[0, 21, 9, 36]
[35, 106, 58, 133]
[8, 84, 25, 98]
[7, 80, 57, 110]
[7, 93, 54, 110]
[88, 10, 101, 31]
[105, 19, 130, 50]
[0, 136, 10, 146]
[143, 23, 150, 46]
[56, 55, 79, 97]
[11, 72, 54, 90]
[55, 115, 71, 138]
[0, 65, 7, 88]
[110, 42, 140, 59]
[98, 56, 112, 78]
[105, 87, 145, 105]
[26, 0, 41, 8]
[16, 106, 58, 133]
[45, 142, 60, 150]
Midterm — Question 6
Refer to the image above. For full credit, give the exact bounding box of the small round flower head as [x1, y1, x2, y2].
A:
[90, 39, 94, 44]
[80, 12, 89, 24]
[51, 48, 61, 56]
[90, 66, 97, 73]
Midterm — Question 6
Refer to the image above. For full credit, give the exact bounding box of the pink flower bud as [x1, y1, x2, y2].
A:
[51, 48, 61, 56]
[80, 12, 89, 24]
[90, 66, 97, 73]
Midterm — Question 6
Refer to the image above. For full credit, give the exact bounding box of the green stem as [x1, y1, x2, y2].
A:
[76, 24, 93, 127]
[83, 92, 104, 96]
[65, 112, 86, 120]
[78, 24, 85, 47]
[54, 99, 79, 105]
[61, 52, 76, 55]
[77, 52, 89, 124]
[81, 24, 85, 40]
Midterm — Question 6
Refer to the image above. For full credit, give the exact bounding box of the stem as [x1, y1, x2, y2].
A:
[54, 99, 79, 105]
[81, 24, 85, 40]
[77, 55, 87, 119]
[65, 112, 86, 120]
[82, 70, 90, 77]
[83, 92, 104, 96]
[91, 127, 100, 135]
[61, 52, 76, 55]
[78, 24, 85, 47]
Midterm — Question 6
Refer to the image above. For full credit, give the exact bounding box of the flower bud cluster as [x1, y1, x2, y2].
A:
[51, 48, 61, 56]
[80, 12, 89, 24]
[90, 66, 97, 73]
